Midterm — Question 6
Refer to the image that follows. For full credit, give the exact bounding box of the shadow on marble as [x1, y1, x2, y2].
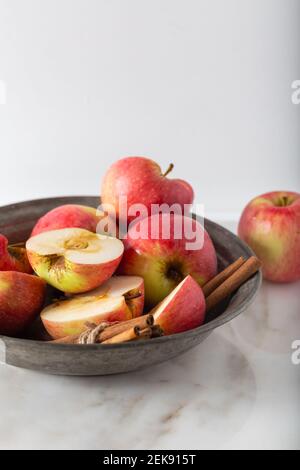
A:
[0, 332, 256, 450]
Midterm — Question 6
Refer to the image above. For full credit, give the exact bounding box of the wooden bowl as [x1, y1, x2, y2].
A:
[0, 196, 261, 375]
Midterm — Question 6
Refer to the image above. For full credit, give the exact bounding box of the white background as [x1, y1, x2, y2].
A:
[0, 0, 299, 218]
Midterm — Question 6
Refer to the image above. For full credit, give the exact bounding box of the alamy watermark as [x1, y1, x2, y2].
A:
[0, 339, 6, 364]
[0, 80, 6, 105]
[291, 340, 300, 365]
[95, 200, 205, 250]
[291, 80, 300, 104]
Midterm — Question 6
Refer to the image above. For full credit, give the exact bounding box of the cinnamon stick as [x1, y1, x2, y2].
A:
[202, 256, 245, 297]
[101, 326, 140, 345]
[51, 334, 79, 344]
[99, 314, 153, 342]
[150, 325, 164, 338]
[205, 256, 261, 312]
[50, 314, 154, 345]
[134, 327, 152, 340]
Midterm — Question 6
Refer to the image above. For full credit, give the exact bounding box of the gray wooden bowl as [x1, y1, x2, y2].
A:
[0, 196, 261, 375]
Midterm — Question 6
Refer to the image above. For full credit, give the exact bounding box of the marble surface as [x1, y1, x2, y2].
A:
[0, 221, 299, 450]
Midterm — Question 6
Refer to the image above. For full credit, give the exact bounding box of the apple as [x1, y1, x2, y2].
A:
[118, 213, 217, 308]
[101, 156, 194, 225]
[26, 227, 124, 293]
[0, 271, 46, 336]
[31, 204, 103, 237]
[152, 275, 206, 335]
[238, 191, 300, 282]
[41, 275, 144, 339]
[0, 234, 32, 273]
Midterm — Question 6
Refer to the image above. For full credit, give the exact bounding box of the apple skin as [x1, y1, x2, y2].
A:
[238, 191, 300, 282]
[118, 213, 217, 308]
[27, 249, 123, 294]
[0, 272, 46, 336]
[31, 205, 102, 237]
[0, 234, 32, 274]
[152, 275, 206, 335]
[101, 156, 194, 225]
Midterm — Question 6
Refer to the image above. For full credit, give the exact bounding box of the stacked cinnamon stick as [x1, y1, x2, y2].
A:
[52, 314, 160, 345]
[49, 255, 261, 346]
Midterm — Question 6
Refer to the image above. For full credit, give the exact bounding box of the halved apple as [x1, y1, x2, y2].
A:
[152, 275, 206, 335]
[40, 275, 144, 339]
[26, 228, 124, 293]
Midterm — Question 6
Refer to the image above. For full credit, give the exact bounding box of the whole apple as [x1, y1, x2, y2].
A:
[31, 204, 103, 237]
[118, 213, 217, 308]
[101, 156, 194, 225]
[238, 191, 300, 282]
[0, 234, 32, 274]
[0, 272, 46, 336]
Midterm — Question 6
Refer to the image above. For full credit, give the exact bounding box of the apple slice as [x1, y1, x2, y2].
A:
[152, 275, 206, 335]
[26, 228, 124, 293]
[41, 275, 144, 339]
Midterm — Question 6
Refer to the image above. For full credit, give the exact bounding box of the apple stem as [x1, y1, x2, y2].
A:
[163, 163, 174, 177]
[276, 195, 293, 207]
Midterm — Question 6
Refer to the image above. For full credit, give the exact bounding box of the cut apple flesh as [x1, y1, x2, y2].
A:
[26, 228, 123, 265]
[26, 228, 124, 293]
[41, 275, 144, 339]
[78, 275, 144, 299]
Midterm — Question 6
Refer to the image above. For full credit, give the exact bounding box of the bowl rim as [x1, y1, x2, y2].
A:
[0, 196, 262, 350]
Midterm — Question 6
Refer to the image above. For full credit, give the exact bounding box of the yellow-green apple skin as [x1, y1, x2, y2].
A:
[40, 275, 144, 339]
[31, 204, 103, 236]
[26, 228, 124, 294]
[0, 272, 46, 336]
[101, 156, 194, 225]
[0, 234, 32, 273]
[238, 191, 300, 282]
[118, 213, 217, 308]
[152, 275, 206, 335]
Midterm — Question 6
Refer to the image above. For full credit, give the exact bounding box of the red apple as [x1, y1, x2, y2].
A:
[238, 191, 300, 282]
[118, 213, 217, 308]
[101, 156, 194, 225]
[152, 275, 206, 335]
[31, 204, 103, 237]
[0, 234, 32, 274]
[41, 275, 144, 339]
[0, 272, 46, 336]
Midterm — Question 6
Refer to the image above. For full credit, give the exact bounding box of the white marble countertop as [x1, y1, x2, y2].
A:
[0, 221, 299, 450]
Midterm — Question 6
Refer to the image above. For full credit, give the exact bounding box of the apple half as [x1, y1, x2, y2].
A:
[26, 228, 124, 293]
[152, 275, 206, 335]
[40, 275, 144, 339]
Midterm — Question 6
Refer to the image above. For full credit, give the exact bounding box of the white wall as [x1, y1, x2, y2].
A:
[0, 0, 299, 218]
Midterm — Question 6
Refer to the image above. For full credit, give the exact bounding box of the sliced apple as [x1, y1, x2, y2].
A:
[40, 275, 144, 339]
[152, 275, 206, 335]
[26, 228, 124, 293]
